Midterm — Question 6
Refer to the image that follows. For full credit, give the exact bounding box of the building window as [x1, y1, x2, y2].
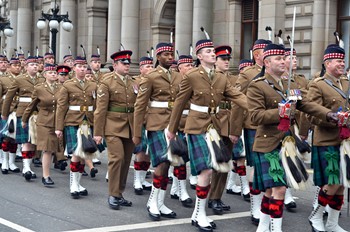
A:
[337, 0, 350, 67]
[241, 0, 258, 60]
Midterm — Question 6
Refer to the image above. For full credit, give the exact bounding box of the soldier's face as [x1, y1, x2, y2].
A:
[113, 61, 130, 76]
[197, 48, 216, 66]
[45, 57, 55, 65]
[74, 64, 88, 78]
[285, 55, 297, 71]
[85, 73, 94, 81]
[178, 63, 193, 75]
[25, 62, 39, 75]
[64, 59, 74, 68]
[58, 73, 69, 83]
[44, 70, 58, 82]
[253, 49, 264, 66]
[325, 59, 345, 78]
[90, 60, 101, 72]
[0, 60, 8, 72]
[9, 63, 21, 75]
[157, 51, 174, 69]
[140, 64, 153, 75]
[264, 55, 285, 76]
[215, 57, 230, 72]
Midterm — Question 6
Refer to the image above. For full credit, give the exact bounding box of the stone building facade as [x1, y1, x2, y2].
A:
[1, 0, 347, 77]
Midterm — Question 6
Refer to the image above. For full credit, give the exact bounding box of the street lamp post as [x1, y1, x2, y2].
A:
[37, 0, 73, 60]
[0, 0, 14, 53]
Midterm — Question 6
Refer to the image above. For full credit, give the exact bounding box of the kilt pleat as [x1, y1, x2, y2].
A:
[133, 126, 148, 154]
[15, 117, 29, 144]
[147, 130, 168, 167]
[244, 129, 257, 166]
[187, 134, 211, 176]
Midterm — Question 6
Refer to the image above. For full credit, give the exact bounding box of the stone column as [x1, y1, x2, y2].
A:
[228, 0, 241, 72]
[310, 0, 326, 76]
[58, 0, 77, 62]
[175, 0, 193, 55]
[258, 0, 285, 41]
[192, 0, 213, 50]
[7, 0, 18, 57]
[121, 0, 139, 64]
[107, 0, 122, 60]
[86, 0, 108, 63]
[17, 0, 32, 55]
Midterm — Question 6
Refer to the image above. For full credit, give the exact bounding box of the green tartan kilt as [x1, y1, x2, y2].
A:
[244, 129, 257, 166]
[232, 137, 244, 160]
[15, 117, 29, 144]
[147, 130, 168, 167]
[312, 145, 340, 187]
[253, 148, 287, 192]
[64, 126, 79, 154]
[187, 134, 211, 176]
[133, 126, 148, 154]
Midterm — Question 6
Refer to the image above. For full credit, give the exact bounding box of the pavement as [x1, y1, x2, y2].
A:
[0, 153, 349, 232]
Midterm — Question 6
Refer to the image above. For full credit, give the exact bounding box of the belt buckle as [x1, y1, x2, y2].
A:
[80, 105, 88, 112]
[168, 101, 174, 109]
[126, 107, 131, 113]
[209, 106, 216, 114]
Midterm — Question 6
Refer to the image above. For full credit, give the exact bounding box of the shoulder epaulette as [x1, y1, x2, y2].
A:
[314, 76, 325, 82]
[253, 76, 266, 82]
[186, 67, 199, 75]
[340, 75, 348, 80]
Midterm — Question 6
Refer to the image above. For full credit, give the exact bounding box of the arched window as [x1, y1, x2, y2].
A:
[240, 0, 258, 60]
[337, 0, 350, 67]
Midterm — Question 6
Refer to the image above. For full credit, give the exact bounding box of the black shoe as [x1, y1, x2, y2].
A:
[243, 193, 251, 202]
[134, 187, 143, 195]
[108, 196, 120, 210]
[82, 170, 88, 176]
[170, 194, 179, 199]
[218, 200, 231, 211]
[32, 158, 42, 167]
[146, 170, 152, 178]
[42, 177, 54, 186]
[31, 173, 37, 179]
[9, 167, 20, 173]
[147, 207, 161, 221]
[181, 198, 193, 207]
[191, 220, 216, 230]
[71, 191, 80, 199]
[23, 171, 32, 181]
[142, 184, 152, 191]
[208, 200, 223, 215]
[15, 156, 22, 162]
[251, 216, 259, 225]
[115, 197, 132, 207]
[1, 169, 8, 174]
[160, 211, 176, 218]
[285, 201, 297, 211]
[226, 189, 241, 195]
[93, 159, 101, 165]
[90, 168, 98, 178]
[54, 160, 67, 171]
[79, 189, 88, 196]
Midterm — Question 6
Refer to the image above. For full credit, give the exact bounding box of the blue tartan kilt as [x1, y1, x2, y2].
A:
[0, 118, 5, 142]
[253, 148, 287, 192]
[232, 137, 244, 160]
[133, 125, 148, 154]
[15, 117, 29, 144]
[187, 134, 211, 176]
[311, 145, 340, 187]
[147, 130, 168, 167]
[65, 126, 79, 154]
[244, 129, 257, 166]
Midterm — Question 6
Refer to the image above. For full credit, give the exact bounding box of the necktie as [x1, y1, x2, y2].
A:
[31, 77, 36, 84]
[79, 80, 84, 88]
[278, 80, 284, 91]
[208, 70, 213, 81]
[337, 80, 343, 91]
[167, 70, 171, 81]
[50, 84, 55, 91]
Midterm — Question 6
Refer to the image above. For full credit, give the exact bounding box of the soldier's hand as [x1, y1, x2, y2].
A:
[94, 136, 103, 144]
[299, 135, 308, 141]
[229, 135, 239, 144]
[132, 136, 141, 145]
[326, 112, 339, 123]
[55, 130, 63, 138]
[167, 131, 176, 141]
[1, 116, 7, 120]
[21, 122, 27, 128]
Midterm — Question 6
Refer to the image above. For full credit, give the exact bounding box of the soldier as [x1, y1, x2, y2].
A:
[94, 50, 135, 209]
[89, 54, 104, 86]
[246, 43, 336, 232]
[2, 56, 45, 181]
[307, 45, 348, 232]
[0, 55, 8, 75]
[230, 39, 272, 225]
[63, 55, 74, 69]
[55, 56, 97, 199]
[132, 56, 154, 195]
[44, 52, 55, 65]
[133, 42, 181, 221]
[22, 64, 61, 186]
[37, 56, 44, 74]
[56, 65, 71, 84]
[169, 55, 194, 207]
[167, 39, 248, 231]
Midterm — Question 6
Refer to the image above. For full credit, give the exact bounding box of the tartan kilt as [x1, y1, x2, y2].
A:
[147, 130, 168, 167]
[253, 148, 287, 192]
[15, 117, 29, 144]
[244, 129, 257, 166]
[133, 125, 148, 154]
[312, 145, 340, 187]
[177, 131, 189, 163]
[0, 118, 5, 142]
[64, 126, 79, 154]
[232, 137, 244, 160]
[187, 134, 211, 176]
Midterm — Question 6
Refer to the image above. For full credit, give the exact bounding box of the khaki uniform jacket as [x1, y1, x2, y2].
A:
[55, 78, 97, 131]
[2, 74, 45, 118]
[93, 70, 106, 87]
[306, 72, 348, 146]
[230, 64, 262, 136]
[0, 72, 17, 114]
[133, 66, 182, 138]
[168, 66, 247, 135]
[94, 73, 137, 138]
[247, 73, 330, 153]
[22, 83, 61, 128]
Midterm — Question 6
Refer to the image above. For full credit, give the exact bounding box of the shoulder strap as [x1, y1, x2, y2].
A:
[263, 79, 286, 101]
[324, 79, 347, 99]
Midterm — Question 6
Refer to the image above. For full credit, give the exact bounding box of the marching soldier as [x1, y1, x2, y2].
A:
[167, 39, 248, 231]
[94, 50, 135, 210]
[307, 45, 348, 232]
[169, 55, 194, 207]
[55, 56, 97, 199]
[22, 64, 62, 186]
[2, 56, 45, 181]
[230, 39, 272, 225]
[132, 56, 154, 195]
[246, 43, 335, 232]
[133, 42, 182, 221]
